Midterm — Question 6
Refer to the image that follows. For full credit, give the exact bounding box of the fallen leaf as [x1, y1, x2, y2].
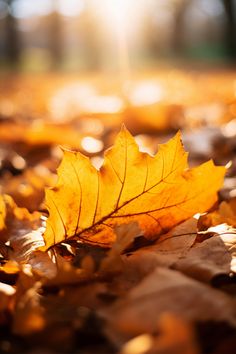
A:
[42, 127, 225, 250]
[174, 224, 236, 281]
[103, 267, 236, 339]
[127, 217, 198, 270]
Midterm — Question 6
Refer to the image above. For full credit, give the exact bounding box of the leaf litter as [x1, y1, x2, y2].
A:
[0, 127, 235, 354]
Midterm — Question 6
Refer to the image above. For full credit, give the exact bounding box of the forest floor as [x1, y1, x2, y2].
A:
[0, 70, 236, 354]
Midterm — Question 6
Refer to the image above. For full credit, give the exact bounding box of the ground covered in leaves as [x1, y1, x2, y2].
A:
[0, 71, 236, 354]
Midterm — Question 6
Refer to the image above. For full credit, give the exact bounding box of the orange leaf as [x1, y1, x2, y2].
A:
[41, 127, 225, 250]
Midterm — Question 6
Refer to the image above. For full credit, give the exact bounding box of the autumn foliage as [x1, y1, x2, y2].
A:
[43, 127, 225, 250]
[0, 121, 235, 354]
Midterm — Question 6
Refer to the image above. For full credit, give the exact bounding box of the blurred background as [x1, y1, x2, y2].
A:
[0, 0, 235, 72]
[0, 0, 236, 211]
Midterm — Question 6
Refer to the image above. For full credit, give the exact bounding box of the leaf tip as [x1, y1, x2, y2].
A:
[174, 130, 183, 144]
[120, 123, 131, 137]
[120, 123, 127, 131]
[117, 124, 136, 144]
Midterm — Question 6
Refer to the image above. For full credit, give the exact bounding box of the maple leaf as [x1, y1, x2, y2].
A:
[41, 127, 225, 251]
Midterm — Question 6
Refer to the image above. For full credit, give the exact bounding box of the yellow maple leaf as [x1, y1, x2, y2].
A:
[41, 127, 225, 250]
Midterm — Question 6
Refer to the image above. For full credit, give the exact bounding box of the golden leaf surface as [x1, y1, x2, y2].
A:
[42, 127, 225, 250]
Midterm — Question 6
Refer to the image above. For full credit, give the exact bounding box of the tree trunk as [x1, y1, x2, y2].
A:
[223, 0, 236, 61]
[5, 0, 21, 68]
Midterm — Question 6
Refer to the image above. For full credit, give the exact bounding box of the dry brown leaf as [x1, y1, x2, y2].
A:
[127, 218, 197, 270]
[41, 127, 225, 250]
[174, 224, 236, 281]
[103, 267, 236, 340]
